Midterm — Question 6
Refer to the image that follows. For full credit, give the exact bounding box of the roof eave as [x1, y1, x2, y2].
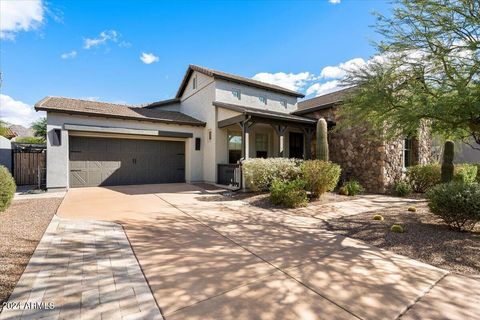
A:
[36, 107, 206, 127]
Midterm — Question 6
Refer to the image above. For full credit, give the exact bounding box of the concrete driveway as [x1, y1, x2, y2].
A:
[56, 183, 480, 320]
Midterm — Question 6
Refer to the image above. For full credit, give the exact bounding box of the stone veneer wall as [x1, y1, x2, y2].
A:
[305, 107, 432, 193]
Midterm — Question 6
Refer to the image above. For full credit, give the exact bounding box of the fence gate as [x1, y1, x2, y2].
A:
[12, 148, 46, 187]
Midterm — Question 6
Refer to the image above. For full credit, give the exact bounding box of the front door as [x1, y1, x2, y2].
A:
[289, 132, 304, 159]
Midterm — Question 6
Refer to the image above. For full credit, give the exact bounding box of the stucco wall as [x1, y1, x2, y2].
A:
[178, 70, 216, 183]
[0, 136, 12, 172]
[46, 112, 204, 189]
[215, 79, 297, 114]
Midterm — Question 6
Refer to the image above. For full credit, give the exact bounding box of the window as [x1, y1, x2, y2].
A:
[192, 76, 197, 90]
[232, 89, 241, 100]
[228, 131, 242, 164]
[259, 96, 267, 105]
[255, 133, 268, 158]
[280, 99, 287, 108]
[195, 137, 201, 150]
[403, 138, 413, 168]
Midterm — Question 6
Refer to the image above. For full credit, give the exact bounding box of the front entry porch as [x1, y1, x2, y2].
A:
[214, 102, 317, 187]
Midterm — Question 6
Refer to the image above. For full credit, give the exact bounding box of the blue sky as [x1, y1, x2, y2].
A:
[0, 0, 391, 126]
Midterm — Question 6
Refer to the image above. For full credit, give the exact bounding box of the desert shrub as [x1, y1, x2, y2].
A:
[373, 214, 384, 221]
[269, 178, 308, 208]
[0, 165, 16, 212]
[343, 180, 364, 196]
[394, 180, 412, 197]
[243, 158, 301, 191]
[407, 206, 417, 212]
[300, 160, 341, 198]
[454, 164, 478, 185]
[426, 182, 480, 231]
[390, 224, 404, 233]
[406, 164, 441, 193]
[338, 186, 349, 196]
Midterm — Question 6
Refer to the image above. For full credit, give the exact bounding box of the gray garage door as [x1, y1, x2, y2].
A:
[69, 136, 185, 187]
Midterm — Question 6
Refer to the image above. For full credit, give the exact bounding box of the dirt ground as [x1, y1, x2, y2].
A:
[0, 198, 63, 310]
[320, 201, 480, 276]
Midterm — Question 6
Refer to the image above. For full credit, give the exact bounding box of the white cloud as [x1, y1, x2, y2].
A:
[252, 72, 315, 91]
[0, 94, 43, 127]
[329, 0, 341, 4]
[306, 80, 343, 96]
[0, 0, 45, 39]
[140, 52, 159, 64]
[83, 30, 118, 49]
[61, 50, 77, 59]
[320, 58, 366, 79]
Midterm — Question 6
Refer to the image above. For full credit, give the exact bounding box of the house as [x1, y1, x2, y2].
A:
[35, 64, 432, 192]
[294, 87, 433, 193]
[35, 65, 316, 190]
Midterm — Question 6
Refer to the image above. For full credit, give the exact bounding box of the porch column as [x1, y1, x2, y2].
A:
[272, 124, 288, 158]
[240, 118, 255, 160]
[302, 127, 315, 160]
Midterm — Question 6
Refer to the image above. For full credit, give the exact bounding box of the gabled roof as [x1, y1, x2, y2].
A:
[35, 97, 205, 126]
[293, 87, 356, 115]
[176, 65, 305, 99]
[143, 98, 180, 109]
[213, 101, 316, 125]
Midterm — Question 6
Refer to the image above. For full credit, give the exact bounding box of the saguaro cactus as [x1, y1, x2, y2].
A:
[441, 140, 454, 183]
[316, 118, 329, 161]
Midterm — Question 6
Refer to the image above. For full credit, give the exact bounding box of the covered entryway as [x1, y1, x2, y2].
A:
[69, 136, 185, 187]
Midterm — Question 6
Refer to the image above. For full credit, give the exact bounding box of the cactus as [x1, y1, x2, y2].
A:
[441, 140, 454, 183]
[316, 118, 329, 161]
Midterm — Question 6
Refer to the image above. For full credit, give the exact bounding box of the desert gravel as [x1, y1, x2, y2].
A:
[321, 200, 480, 276]
[0, 197, 63, 309]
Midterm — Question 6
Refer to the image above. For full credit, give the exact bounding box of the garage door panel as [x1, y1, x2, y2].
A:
[69, 136, 185, 187]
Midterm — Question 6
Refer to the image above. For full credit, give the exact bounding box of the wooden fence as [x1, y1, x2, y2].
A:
[12, 149, 46, 187]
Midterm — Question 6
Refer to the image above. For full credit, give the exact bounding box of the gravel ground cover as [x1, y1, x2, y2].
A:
[0, 198, 63, 310]
[320, 200, 480, 276]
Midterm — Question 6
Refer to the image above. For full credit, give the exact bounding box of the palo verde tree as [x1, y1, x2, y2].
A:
[340, 0, 480, 146]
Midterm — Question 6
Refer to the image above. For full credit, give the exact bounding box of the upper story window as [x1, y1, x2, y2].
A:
[192, 76, 197, 90]
[280, 99, 287, 108]
[259, 96, 267, 105]
[232, 89, 241, 100]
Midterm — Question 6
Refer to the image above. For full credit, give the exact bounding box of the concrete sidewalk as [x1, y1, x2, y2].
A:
[48, 184, 480, 319]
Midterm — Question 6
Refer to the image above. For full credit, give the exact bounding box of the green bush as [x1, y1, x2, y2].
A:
[300, 160, 341, 198]
[426, 182, 480, 231]
[343, 180, 364, 196]
[394, 180, 412, 197]
[243, 158, 301, 191]
[270, 178, 308, 208]
[391, 224, 404, 233]
[475, 164, 480, 183]
[0, 166, 16, 212]
[373, 214, 384, 221]
[407, 206, 417, 212]
[454, 164, 478, 185]
[406, 164, 441, 193]
[15, 136, 45, 144]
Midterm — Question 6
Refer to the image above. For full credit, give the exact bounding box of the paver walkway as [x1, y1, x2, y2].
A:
[0, 217, 162, 320]
[4, 184, 479, 319]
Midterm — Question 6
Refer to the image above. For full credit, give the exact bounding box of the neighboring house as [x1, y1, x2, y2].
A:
[35, 64, 431, 193]
[294, 87, 433, 193]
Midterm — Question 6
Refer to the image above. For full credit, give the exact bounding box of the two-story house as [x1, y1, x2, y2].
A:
[35, 65, 316, 190]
